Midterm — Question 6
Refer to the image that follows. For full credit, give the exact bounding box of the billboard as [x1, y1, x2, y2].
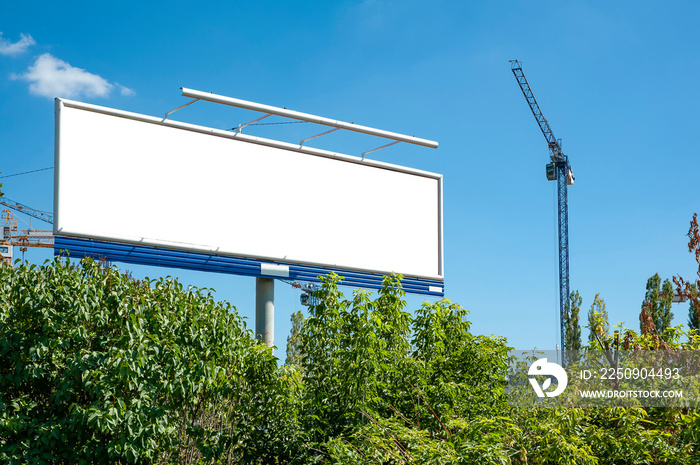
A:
[54, 98, 444, 295]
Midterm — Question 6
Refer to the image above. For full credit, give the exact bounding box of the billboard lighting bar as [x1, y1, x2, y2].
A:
[181, 87, 439, 149]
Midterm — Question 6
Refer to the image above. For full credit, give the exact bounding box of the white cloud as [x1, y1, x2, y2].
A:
[117, 83, 136, 96]
[0, 32, 35, 56]
[12, 53, 133, 99]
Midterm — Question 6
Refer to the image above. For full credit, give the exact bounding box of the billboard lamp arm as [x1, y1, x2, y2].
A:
[362, 141, 400, 160]
[300, 127, 340, 146]
[164, 98, 200, 121]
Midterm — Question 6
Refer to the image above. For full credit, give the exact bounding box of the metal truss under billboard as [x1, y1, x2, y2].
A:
[54, 236, 445, 296]
[53, 95, 443, 296]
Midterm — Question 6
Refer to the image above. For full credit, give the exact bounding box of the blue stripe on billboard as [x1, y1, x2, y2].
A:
[53, 236, 444, 297]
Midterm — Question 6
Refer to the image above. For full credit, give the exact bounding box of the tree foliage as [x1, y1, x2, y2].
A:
[285, 310, 304, 367]
[587, 293, 609, 347]
[0, 257, 300, 464]
[642, 273, 674, 334]
[296, 273, 510, 460]
[3, 230, 700, 463]
[565, 290, 583, 351]
[676, 214, 700, 332]
[689, 284, 699, 331]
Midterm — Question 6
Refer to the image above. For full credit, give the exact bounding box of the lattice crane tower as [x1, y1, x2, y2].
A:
[510, 60, 575, 352]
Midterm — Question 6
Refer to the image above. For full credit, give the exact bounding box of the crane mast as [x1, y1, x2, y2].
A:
[510, 60, 574, 353]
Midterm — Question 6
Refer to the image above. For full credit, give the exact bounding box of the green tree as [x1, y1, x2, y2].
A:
[297, 273, 414, 444]
[675, 213, 700, 323]
[642, 273, 674, 333]
[587, 293, 609, 346]
[411, 298, 509, 425]
[297, 273, 511, 460]
[285, 309, 304, 366]
[298, 273, 361, 443]
[688, 283, 699, 331]
[0, 257, 301, 463]
[564, 290, 583, 351]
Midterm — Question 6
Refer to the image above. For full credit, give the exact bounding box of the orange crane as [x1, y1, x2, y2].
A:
[0, 198, 53, 265]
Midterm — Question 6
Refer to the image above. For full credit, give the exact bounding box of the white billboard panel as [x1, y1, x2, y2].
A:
[54, 99, 443, 282]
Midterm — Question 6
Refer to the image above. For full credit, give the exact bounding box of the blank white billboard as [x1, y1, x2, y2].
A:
[54, 99, 443, 281]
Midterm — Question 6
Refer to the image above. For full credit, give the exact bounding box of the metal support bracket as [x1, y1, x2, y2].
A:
[361, 140, 400, 160]
[164, 98, 199, 120]
[181, 88, 439, 149]
[236, 113, 271, 134]
[300, 127, 340, 146]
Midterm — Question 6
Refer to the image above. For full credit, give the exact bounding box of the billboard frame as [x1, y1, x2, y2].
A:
[54, 95, 444, 296]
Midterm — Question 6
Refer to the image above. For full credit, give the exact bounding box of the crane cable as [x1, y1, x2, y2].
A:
[0, 167, 53, 179]
[228, 120, 308, 131]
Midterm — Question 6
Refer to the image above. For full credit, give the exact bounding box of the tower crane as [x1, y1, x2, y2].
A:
[510, 60, 574, 352]
[0, 198, 54, 265]
[0, 197, 54, 225]
[282, 280, 321, 307]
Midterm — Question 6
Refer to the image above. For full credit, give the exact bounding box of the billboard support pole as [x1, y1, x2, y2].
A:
[256, 277, 275, 349]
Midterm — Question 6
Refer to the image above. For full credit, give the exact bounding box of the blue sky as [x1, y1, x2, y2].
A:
[1, 1, 698, 354]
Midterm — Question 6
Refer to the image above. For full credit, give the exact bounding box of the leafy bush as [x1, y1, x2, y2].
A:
[0, 258, 299, 464]
[297, 273, 511, 461]
[2, 257, 700, 464]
